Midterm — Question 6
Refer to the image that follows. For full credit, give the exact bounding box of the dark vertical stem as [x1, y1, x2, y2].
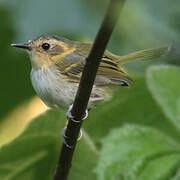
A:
[54, 0, 126, 179]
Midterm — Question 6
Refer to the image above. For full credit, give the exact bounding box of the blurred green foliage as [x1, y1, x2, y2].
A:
[0, 110, 98, 180]
[96, 125, 180, 180]
[0, 0, 180, 179]
[0, 6, 35, 120]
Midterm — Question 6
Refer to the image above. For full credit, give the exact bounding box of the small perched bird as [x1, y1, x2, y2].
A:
[11, 35, 170, 109]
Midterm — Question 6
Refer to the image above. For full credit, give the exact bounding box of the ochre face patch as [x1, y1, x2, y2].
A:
[28, 37, 75, 69]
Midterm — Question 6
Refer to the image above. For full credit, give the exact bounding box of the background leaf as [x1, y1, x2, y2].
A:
[0, 110, 98, 180]
[0, 97, 48, 146]
[147, 65, 180, 131]
[96, 124, 180, 180]
[84, 76, 180, 146]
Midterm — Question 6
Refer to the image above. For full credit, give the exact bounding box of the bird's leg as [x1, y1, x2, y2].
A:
[62, 104, 88, 148]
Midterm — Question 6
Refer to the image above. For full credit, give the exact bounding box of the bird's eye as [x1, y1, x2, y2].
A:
[42, 43, 50, 50]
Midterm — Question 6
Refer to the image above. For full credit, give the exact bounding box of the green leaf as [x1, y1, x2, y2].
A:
[0, 110, 98, 180]
[171, 170, 180, 180]
[84, 76, 180, 146]
[147, 65, 180, 131]
[96, 124, 180, 180]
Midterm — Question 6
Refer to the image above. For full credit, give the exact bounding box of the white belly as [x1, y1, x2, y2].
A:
[30, 67, 110, 109]
[31, 67, 78, 108]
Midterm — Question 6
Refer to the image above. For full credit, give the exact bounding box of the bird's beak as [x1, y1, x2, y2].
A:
[11, 43, 32, 51]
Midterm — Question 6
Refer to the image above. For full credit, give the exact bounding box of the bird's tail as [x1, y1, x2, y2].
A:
[114, 46, 171, 64]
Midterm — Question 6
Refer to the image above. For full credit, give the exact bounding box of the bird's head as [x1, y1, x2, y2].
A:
[11, 35, 75, 69]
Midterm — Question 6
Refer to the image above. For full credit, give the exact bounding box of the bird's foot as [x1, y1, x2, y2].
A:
[62, 126, 83, 149]
[66, 104, 88, 122]
[62, 104, 88, 148]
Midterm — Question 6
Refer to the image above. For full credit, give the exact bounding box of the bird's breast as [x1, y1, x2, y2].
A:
[30, 67, 78, 109]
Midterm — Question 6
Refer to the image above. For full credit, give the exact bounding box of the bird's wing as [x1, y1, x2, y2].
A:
[55, 41, 169, 86]
[55, 51, 133, 86]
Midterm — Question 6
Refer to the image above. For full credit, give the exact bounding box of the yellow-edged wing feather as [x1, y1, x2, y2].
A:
[56, 54, 132, 86]
[55, 42, 170, 86]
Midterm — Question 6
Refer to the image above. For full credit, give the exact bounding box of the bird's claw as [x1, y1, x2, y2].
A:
[62, 126, 83, 149]
[66, 104, 88, 122]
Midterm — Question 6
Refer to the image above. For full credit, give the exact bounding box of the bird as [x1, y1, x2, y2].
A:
[11, 35, 170, 110]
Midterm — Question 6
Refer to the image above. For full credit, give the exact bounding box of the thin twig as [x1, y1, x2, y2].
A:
[54, 0, 126, 179]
